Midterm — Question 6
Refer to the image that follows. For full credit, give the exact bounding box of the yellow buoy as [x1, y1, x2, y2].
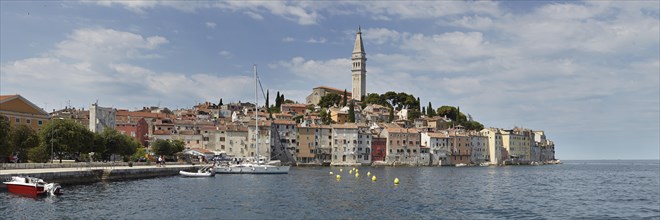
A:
[355, 173, 359, 178]
[356, 169, 359, 173]
[349, 170, 352, 174]
[371, 175, 377, 181]
[367, 171, 371, 176]
[394, 178, 400, 185]
[336, 174, 341, 179]
[339, 168, 343, 172]
[329, 171, 333, 175]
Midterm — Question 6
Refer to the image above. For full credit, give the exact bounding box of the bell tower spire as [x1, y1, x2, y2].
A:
[351, 26, 366, 101]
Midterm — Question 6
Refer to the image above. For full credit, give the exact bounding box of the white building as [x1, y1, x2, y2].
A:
[421, 131, 451, 166]
[89, 103, 116, 133]
[481, 128, 503, 165]
[330, 123, 360, 165]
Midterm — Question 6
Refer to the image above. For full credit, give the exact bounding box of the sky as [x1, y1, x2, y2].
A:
[1, 1, 658, 160]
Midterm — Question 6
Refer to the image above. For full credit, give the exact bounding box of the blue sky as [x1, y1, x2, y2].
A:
[1, 1, 658, 160]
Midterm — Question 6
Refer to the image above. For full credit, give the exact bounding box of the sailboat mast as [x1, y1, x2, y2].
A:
[254, 64, 259, 162]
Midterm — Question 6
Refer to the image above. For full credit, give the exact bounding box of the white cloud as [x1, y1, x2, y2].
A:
[306, 37, 327, 44]
[363, 28, 401, 45]
[274, 57, 350, 88]
[205, 22, 216, 28]
[218, 50, 232, 58]
[282, 37, 295, 42]
[0, 28, 254, 109]
[53, 28, 168, 63]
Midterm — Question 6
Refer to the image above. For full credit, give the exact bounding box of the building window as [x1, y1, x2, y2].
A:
[26, 119, 31, 124]
[38, 120, 43, 126]
[15, 118, 20, 123]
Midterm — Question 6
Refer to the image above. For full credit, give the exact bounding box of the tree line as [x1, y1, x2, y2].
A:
[0, 115, 184, 163]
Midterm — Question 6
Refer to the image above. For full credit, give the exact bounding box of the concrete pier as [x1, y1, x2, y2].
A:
[0, 164, 201, 187]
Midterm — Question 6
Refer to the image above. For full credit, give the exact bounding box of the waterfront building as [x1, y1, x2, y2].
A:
[500, 128, 532, 163]
[449, 131, 471, 165]
[0, 94, 50, 131]
[384, 127, 422, 165]
[297, 125, 316, 164]
[312, 124, 333, 164]
[481, 128, 503, 165]
[271, 120, 298, 164]
[351, 26, 367, 101]
[469, 131, 489, 164]
[330, 123, 360, 165]
[224, 125, 249, 159]
[421, 131, 451, 166]
[356, 125, 372, 165]
[115, 116, 149, 147]
[371, 136, 387, 162]
[426, 116, 452, 131]
[248, 120, 272, 160]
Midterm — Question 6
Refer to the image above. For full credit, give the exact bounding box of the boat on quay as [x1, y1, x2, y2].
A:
[214, 65, 290, 175]
[3, 176, 62, 196]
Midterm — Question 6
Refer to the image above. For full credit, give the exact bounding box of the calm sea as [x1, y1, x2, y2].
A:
[1, 160, 659, 219]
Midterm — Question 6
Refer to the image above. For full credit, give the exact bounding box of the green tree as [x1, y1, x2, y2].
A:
[462, 121, 484, 131]
[0, 115, 12, 161]
[39, 119, 93, 163]
[265, 90, 269, 109]
[318, 93, 342, 108]
[388, 107, 395, 122]
[421, 107, 426, 116]
[219, 98, 223, 106]
[171, 139, 185, 155]
[151, 139, 171, 156]
[348, 100, 355, 123]
[9, 124, 39, 163]
[131, 147, 148, 162]
[427, 102, 436, 117]
[319, 108, 333, 125]
[342, 89, 348, 107]
[407, 109, 421, 120]
[27, 145, 49, 163]
[364, 93, 387, 107]
[275, 91, 281, 108]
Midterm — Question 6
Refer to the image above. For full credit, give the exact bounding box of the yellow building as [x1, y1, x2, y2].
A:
[0, 94, 50, 131]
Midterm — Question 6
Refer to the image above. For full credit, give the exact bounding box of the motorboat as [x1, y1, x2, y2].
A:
[479, 162, 490, 167]
[3, 176, 62, 196]
[455, 163, 468, 167]
[180, 166, 215, 177]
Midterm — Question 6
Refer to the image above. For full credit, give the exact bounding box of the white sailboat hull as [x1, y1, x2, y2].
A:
[215, 164, 290, 174]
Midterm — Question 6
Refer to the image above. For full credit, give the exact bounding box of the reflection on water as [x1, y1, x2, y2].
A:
[1, 160, 658, 219]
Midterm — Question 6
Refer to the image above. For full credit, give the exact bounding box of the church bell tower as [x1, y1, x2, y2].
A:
[351, 26, 366, 101]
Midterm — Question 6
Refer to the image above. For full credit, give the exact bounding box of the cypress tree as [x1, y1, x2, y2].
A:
[275, 91, 281, 107]
[219, 98, 223, 106]
[422, 107, 426, 116]
[343, 89, 348, 107]
[388, 107, 394, 122]
[266, 90, 269, 108]
[348, 100, 355, 123]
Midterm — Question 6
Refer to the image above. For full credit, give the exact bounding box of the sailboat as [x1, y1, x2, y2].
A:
[215, 65, 291, 174]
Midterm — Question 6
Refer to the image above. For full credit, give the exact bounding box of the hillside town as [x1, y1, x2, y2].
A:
[0, 27, 556, 166]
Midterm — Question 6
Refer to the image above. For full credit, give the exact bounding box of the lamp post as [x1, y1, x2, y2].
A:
[50, 118, 63, 163]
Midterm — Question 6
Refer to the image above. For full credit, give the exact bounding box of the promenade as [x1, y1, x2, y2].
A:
[0, 163, 201, 186]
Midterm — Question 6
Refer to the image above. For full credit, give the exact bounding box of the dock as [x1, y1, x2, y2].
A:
[0, 164, 201, 187]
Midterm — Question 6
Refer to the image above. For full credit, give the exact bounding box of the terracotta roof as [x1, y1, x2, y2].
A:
[385, 127, 419, 133]
[272, 120, 297, 125]
[315, 86, 353, 95]
[281, 103, 308, 108]
[331, 123, 358, 129]
[0, 95, 17, 101]
[426, 132, 449, 138]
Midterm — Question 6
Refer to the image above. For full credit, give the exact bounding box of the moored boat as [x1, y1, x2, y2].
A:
[180, 165, 215, 177]
[3, 176, 62, 196]
[455, 163, 468, 167]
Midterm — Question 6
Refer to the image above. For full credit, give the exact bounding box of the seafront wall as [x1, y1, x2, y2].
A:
[0, 164, 199, 187]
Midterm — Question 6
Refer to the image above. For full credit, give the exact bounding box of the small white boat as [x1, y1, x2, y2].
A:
[479, 162, 490, 167]
[455, 163, 468, 167]
[179, 166, 215, 177]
